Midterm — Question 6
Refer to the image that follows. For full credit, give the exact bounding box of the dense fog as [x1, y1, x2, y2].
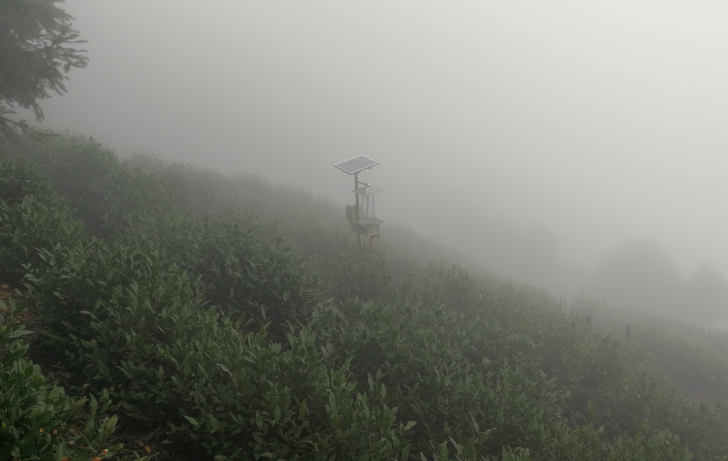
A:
[6, 3, 728, 457]
[23, 1, 728, 323]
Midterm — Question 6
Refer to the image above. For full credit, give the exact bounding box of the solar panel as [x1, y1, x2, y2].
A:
[333, 155, 379, 175]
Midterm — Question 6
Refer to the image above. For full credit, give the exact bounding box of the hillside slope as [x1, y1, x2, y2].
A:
[2, 133, 728, 460]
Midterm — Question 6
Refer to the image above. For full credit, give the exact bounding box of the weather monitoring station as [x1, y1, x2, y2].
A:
[333, 155, 383, 248]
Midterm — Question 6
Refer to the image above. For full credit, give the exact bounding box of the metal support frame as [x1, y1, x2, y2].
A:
[354, 172, 361, 248]
[334, 156, 380, 250]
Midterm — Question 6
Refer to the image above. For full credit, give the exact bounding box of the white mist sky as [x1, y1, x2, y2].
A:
[26, 1, 728, 293]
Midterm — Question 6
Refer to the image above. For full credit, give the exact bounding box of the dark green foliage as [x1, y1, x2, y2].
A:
[298, 225, 393, 305]
[120, 212, 323, 342]
[0, 0, 88, 139]
[0, 159, 86, 285]
[0, 297, 137, 461]
[4, 136, 728, 460]
[309, 296, 698, 460]
[24, 236, 409, 458]
[3, 134, 176, 240]
[0, 156, 409, 459]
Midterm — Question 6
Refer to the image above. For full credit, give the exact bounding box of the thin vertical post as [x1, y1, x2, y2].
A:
[354, 172, 361, 248]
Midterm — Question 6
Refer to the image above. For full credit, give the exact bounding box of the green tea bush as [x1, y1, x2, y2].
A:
[368, 266, 727, 459]
[0, 297, 133, 461]
[24, 238, 413, 459]
[309, 296, 699, 460]
[296, 226, 393, 305]
[0, 159, 409, 459]
[0, 160, 87, 286]
[118, 210, 324, 342]
[5, 135, 728, 460]
[3, 134, 176, 240]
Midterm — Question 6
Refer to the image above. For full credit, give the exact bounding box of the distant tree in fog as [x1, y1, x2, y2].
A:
[681, 264, 728, 325]
[0, 0, 88, 141]
[593, 240, 682, 313]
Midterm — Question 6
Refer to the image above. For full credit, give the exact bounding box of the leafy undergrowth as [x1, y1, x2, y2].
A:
[2, 134, 728, 460]
[0, 289, 150, 461]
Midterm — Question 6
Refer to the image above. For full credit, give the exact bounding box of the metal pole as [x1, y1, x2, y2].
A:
[354, 172, 361, 248]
